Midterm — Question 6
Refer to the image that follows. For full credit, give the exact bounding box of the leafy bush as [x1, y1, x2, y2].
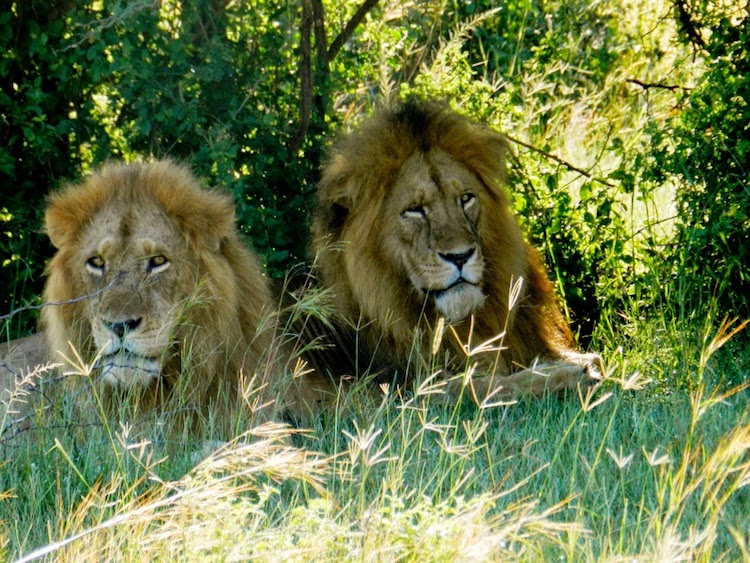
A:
[392, 0, 667, 341]
[0, 5, 92, 336]
[652, 12, 750, 317]
[60, 1, 328, 276]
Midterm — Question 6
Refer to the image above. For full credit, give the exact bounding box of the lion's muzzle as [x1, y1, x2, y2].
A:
[93, 314, 169, 388]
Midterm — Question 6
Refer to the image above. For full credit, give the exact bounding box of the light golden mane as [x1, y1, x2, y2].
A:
[39, 160, 275, 424]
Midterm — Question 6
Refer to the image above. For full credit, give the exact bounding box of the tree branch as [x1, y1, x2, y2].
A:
[326, 0, 379, 63]
[504, 133, 616, 188]
[311, 0, 327, 70]
[289, 0, 379, 155]
[288, 0, 314, 155]
[627, 78, 690, 92]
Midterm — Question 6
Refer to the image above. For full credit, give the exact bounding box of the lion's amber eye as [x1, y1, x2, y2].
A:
[460, 193, 476, 207]
[402, 205, 426, 218]
[86, 256, 105, 275]
[147, 255, 170, 274]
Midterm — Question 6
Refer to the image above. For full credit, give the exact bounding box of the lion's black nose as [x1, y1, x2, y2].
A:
[103, 318, 142, 338]
[439, 248, 475, 270]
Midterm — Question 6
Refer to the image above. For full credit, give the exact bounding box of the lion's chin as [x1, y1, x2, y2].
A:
[101, 353, 161, 388]
[433, 283, 486, 323]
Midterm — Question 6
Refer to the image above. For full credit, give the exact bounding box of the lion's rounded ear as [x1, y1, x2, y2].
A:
[45, 200, 74, 250]
[318, 154, 361, 209]
[45, 184, 103, 250]
[445, 128, 510, 196]
[317, 161, 368, 235]
[167, 189, 236, 251]
[488, 133, 510, 183]
[467, 133, 509, 193]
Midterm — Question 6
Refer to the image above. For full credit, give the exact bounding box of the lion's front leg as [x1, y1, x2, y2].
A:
[446, 352, 603, 403]
[506, 353, 603, 397]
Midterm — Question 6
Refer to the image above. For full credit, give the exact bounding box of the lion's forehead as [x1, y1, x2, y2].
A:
[81, 203, 185, 262]
[391, 150, 484, 208]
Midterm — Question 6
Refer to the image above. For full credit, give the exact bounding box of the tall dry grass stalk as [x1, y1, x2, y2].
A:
[15, 423, 327, 562]
[1, 360, 60, 442]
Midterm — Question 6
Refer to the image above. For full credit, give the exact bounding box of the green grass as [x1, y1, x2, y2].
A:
[2, 312, 749, 561]
[2, 1, 747, 559]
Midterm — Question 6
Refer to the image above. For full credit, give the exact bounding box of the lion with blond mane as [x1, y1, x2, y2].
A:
[3, 160, 276, 433]
[303, 99, 602, 405]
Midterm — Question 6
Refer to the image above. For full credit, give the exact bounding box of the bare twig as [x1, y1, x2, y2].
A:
[0, 274, 121, 321]
[504, 133, 616, 188]
[630, 215, 679, 239]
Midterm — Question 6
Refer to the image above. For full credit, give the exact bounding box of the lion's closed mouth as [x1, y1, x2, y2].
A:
[100, 352, 161, 369]
[426, 277, 474, 299]
[99, 352, 162, 384]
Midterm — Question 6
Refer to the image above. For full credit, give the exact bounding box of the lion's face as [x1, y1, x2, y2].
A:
[377, 149, 487, 322]
[78, 202, 193, 388]
[314, 101, 513, 336]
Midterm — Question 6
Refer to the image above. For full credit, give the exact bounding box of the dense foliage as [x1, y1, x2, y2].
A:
[651, 10, 750, 318]
[1, 4, 79, 337]
[2, 0, 748, 345]
[1, 1, 333, 336]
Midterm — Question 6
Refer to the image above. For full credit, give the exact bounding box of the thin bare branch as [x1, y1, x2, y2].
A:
[326, 0, 379, 63]
[0, 275, 121, 321]
[504, 133, 616, 188]
[627, 78, 691, 92]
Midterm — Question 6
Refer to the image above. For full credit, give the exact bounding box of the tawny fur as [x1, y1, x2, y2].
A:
[304, 99, 601, 406]
[37, 160, 275, 426]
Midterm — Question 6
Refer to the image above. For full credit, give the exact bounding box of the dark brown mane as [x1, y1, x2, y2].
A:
[302, 98, 601, 409]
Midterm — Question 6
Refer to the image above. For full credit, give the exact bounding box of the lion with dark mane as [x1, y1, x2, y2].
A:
[304, 99, 601, 405]
[4, 160, 276, 433]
